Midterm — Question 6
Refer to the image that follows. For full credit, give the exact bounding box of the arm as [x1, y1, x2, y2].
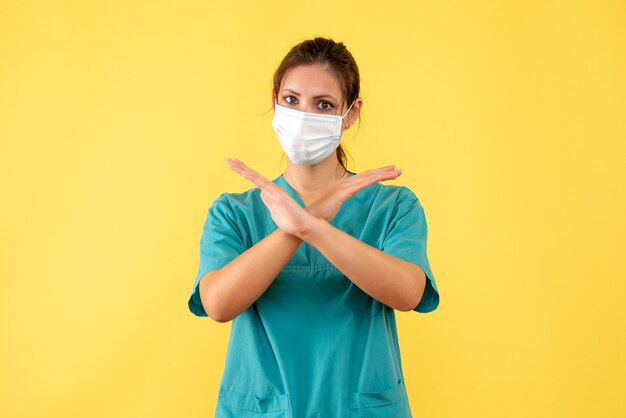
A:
[203, 158, 406, 321]
[298, 217, 427, 311]
[199, 228, 302, 323]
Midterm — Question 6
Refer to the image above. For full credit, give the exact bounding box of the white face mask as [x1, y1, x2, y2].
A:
[272, 99, 355, 166]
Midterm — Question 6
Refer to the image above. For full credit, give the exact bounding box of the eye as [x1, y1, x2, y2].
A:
[318, 101, 334, 111]
[283, 96, 298, 105]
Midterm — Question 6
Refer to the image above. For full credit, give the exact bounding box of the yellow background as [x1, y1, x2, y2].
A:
[1, 1, 624, 417]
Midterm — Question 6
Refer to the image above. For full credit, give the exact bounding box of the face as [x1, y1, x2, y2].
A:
[274, 63, 359, 129]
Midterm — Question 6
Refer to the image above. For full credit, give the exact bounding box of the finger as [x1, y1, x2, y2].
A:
[226, 157, 292, 200]
[363, 167, 402, 183]
[361, 164, 398, 177]
[351, 165, 397, 181]
[259, 189, 272, 209]
[229, 158, 271, 186]
[344, 166, 402, 194]
[349, 165, 400, 188]
[226, 157, 274, 189]
[374, 167, 402, 180]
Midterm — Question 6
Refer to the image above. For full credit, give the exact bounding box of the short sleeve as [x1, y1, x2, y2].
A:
[188, 193, 247, 317]
[381, 186, 440, 313]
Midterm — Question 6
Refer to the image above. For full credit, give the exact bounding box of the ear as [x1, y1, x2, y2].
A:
[271, 89, 276, 109]
[344, 97, 363, 130]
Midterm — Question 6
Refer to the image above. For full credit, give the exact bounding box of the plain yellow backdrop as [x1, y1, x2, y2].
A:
[1, 1, 624, 417]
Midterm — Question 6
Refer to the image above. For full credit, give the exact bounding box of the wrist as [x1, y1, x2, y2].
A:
[276, 227, 304, 244]
[295, 215, 328, 242]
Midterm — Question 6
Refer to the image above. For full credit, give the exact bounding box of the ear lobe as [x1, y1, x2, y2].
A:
[347, 114, 356, 129]
[347, 102, 360, 128]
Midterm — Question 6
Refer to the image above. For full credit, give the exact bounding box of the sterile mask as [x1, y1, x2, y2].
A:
[272, 99, 355, 166]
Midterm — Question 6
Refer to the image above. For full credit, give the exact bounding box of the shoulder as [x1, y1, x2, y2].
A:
[213, 187, 260, 205]
[367, 182, 421, 206]
[208, 186, 262, 218]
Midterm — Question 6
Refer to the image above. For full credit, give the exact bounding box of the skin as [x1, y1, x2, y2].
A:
[198, 63, 427, 323]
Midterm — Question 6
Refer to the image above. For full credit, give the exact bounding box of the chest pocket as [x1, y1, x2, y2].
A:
[216, 388, 291, 418]
[348, 378, 411, 418]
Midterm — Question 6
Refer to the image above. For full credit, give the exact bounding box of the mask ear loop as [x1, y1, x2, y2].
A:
[341, 100, 356, 119]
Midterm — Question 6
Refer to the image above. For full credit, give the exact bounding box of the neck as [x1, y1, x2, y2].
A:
[282, 154, 348, 195]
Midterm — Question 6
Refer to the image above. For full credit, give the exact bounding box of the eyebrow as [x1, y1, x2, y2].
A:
[281, 88, 338, 102]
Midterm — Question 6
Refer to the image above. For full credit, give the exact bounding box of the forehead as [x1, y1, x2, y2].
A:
[280, 64, 342, 98]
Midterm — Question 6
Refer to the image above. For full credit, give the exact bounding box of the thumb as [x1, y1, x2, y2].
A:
[260, 189, 272, 209]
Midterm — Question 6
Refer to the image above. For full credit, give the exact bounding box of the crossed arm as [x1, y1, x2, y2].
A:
[199, 214, 426, 323]
[199, 158, 426, 322]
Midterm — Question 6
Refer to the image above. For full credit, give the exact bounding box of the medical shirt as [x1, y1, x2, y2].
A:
[188, 171, 440, 418]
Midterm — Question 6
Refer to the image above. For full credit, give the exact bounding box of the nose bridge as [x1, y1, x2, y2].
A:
[300, 96, 319, 114]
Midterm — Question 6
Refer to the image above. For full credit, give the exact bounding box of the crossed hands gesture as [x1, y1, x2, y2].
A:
[226, 158, 402, 239]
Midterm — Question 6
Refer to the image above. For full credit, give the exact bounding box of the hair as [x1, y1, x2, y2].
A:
[272, 37, 361, 172]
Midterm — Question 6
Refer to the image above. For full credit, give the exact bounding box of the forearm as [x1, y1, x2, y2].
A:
[299, 217, 427, 311]
[200, 228, 302, 322]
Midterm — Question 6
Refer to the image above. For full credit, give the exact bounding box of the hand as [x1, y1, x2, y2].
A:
[305, 165, 402, 222]
[225, 157, 403, 237]
[226, 157, 317, 238]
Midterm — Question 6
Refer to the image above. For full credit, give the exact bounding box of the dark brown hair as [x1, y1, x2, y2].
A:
[272, 37, 361, 171]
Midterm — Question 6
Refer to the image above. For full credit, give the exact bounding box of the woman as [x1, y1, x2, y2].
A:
[188, 37, 440, 418]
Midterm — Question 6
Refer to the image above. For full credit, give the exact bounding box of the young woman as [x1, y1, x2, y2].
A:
[188, 37, 440, 418]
